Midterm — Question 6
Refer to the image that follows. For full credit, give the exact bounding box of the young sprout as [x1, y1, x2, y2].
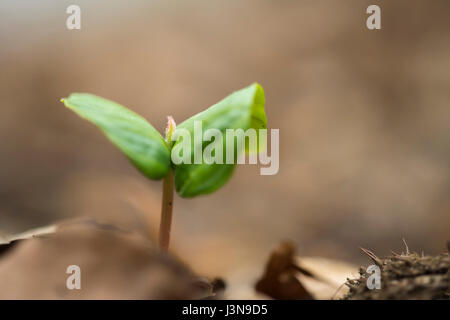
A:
[61, 83, 267, 251]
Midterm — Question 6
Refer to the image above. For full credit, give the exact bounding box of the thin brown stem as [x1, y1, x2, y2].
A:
[159, 167, 174, 251]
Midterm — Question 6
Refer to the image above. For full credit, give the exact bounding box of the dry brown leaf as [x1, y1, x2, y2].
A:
[255, 241, 357, 300]
[0, 220, 211, 299]
[255, 241, 313, 300]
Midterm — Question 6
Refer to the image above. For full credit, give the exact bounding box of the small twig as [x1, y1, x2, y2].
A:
[402, 238, 410, 255]
[359, 247, 383, 266]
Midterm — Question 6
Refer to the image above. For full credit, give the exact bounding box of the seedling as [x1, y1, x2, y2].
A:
[61, 83, 267, 251]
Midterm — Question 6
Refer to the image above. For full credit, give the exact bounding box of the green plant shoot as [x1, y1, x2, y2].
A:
[61, 83, 267, 251]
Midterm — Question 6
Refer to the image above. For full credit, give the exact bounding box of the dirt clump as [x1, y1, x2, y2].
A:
[345, 246, 450, 300]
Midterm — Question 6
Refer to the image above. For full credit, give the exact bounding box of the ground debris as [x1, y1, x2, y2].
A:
[344, 246, 450, 300]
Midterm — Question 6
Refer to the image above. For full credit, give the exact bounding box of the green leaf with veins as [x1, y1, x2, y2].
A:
[61, 93, 170, 180]
[172, 83, 267, 198]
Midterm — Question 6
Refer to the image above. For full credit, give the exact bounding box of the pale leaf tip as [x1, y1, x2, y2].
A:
[165, 115, 176, 142]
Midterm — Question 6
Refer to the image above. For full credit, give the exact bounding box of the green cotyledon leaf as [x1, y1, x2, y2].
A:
[172, 83, 267, 198]
[61, 93, 170, 180]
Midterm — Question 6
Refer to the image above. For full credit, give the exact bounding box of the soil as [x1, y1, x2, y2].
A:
[344, 246, 450, 300]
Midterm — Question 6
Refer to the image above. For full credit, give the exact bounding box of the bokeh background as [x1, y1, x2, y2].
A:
[1, 0, 449, 282]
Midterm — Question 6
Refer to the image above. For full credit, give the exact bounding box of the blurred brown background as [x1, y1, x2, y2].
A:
[1, 0, 449, 282]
